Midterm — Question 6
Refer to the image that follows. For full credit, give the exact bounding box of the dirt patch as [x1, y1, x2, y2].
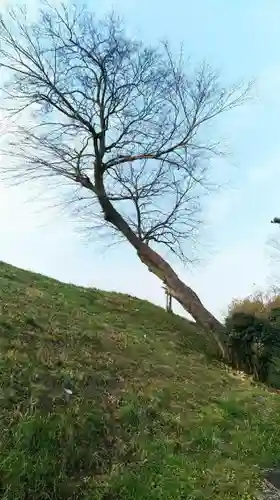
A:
[258, 470, 280, 499]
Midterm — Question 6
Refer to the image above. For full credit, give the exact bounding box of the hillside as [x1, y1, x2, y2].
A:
[1, 261, 280, 499]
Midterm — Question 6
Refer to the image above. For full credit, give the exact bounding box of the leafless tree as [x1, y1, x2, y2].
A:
[0, 3, 249, 357]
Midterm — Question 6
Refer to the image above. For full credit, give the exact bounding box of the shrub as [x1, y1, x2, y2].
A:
[225, 311, 280, 383]
[227, 290, 280, 320]
[269, 307, 280, 326]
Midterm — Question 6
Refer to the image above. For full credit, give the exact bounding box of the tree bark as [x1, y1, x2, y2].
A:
[137, 242, 227, 358]
[93, 173, 227, 358]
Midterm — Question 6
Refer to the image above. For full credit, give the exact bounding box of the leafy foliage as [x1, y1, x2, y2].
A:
[227, 290, 280, 319]
[269, 306, 280, 326]
[225, 311, 280, 383]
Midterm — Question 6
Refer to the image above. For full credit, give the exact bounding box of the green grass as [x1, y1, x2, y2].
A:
[1, 261, 280, 499]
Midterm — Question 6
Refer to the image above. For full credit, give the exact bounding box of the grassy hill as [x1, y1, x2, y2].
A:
[1, 261, 280, 499]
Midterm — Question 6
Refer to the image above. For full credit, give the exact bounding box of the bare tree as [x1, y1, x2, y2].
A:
[0, 3, 249, 356]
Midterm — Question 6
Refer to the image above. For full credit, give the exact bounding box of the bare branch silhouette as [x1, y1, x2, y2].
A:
[0, 3, 250, 354]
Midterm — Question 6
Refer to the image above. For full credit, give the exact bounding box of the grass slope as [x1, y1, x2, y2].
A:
[1, 261, 280, 499]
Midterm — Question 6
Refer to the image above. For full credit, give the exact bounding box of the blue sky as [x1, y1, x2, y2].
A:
[0, 0, 280, 319]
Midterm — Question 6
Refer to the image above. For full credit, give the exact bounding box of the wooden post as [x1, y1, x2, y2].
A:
[162, 284, 173, 313]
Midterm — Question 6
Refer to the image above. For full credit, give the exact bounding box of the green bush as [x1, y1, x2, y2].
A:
[269, 306, 280, 326]
[225, 311, 280, 383]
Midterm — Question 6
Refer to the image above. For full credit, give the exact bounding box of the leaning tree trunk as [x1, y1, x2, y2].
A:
[137, 242, 227, 358]
[95, 178, 227, 358]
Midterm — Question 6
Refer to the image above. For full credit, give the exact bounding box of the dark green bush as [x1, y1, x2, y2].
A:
[269, 307, 280, 325]
[225, 312, 280, 383]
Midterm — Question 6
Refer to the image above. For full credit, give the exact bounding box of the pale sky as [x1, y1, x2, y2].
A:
[1, 0, 280, 320]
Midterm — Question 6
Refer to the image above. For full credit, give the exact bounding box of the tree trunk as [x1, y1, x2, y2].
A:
[94, 178, 227, 358]
[137, 242, 227, 358]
